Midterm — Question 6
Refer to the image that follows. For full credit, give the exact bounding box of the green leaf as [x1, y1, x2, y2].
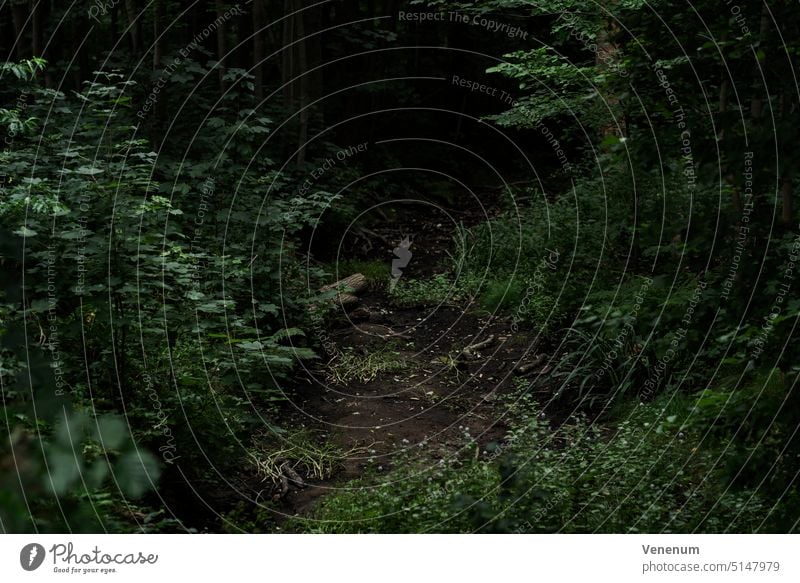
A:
[74, 166, 104, 176]
[94, 415, 129, 450]
[239, 340, 264, 350]
[13, 226, 37, 237]
[86, 459, 111, 489]
[115, 450, 161, 498]
[186, 290, 206, 300]
[45, 449, 83, 496]
[272, 327, 306, 341]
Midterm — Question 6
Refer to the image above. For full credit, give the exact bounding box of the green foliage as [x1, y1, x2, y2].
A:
[1, 409, 160, 533]
[683, 366, 800, 531]
[388, 273, 476, 308]
[332, 260, 391, 290]
[478, 278, 524, 312]
[0, 60, 329, 531]
[3, 0, 800, 534]
[304, 396, 770, 533]
[487, 47, 601, 131]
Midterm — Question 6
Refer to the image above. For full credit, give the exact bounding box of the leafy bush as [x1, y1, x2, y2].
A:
[0, 409, 162, 533]
[0, 62, 329, 530]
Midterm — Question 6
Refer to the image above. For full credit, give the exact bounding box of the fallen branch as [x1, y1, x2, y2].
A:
[310, 273, 368, 310]
[514, 354, 547, 375]
[461, 335, 496, 360]
[320, 273, 368, 295]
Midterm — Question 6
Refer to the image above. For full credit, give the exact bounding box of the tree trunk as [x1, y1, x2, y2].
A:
[31, 1, 41, 57]
[31, 0, 53, 87]
[750, 5, 770, 120]
[321, 274, 367, 307]
[779, 92, 794, 227]
[153, 0, 163, 69]
[124, 0, 141, 53]
[781, 176, 794, 227]
[281, 0, 295, 110]
[215, 0, 227, 94]
[253, 0, 266, 99]
[307, 5, 323, 124]
[716, 29, 738, 213]
[296, 7, 309, 167]
[11, 2, 28, 59]
[111, 1, 118, 42]
[320, 273, 368, 295]
[595, 22, 624, 138]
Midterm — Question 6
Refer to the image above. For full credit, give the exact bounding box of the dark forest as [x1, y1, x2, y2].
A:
[1, 0, 799, 534]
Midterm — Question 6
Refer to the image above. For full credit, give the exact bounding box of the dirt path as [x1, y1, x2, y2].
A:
[276, 214, 548, 518]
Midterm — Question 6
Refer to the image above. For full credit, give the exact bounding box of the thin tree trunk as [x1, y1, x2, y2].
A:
[307, 5, 323, 126]
[282, 0, 295, 110]
[750, 5, 770, 120]
[151, 0, 164, 128]
[11, 3, 28, 59]
[781, 177, 793, 227]
[595, 22, 624, 138]
[215, 0, 227, 94]
[31, 1, 41, 57]
[281, 0, 298, 162]
[296, 8, 309, 167]
[716, 30, 739, 213]
[780, 93, 794, 227]
[253, 0, 266, 99]
[124, 0, 141, 53]
[153, 0, 163, 69]
[111, 1, 118, 41]
[31, 0, 54, 87]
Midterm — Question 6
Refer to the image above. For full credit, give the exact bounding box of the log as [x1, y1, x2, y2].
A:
[320, 273, 368, 307]
[335, 293, 359, 307]
[320, 273, 368, 295]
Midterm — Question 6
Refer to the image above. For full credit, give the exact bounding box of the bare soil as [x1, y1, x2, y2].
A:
[271, 212, 551, 519]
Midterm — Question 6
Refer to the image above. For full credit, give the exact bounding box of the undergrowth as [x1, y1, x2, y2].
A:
[326, 346, 407, 384]
[297, 394, 770, 533]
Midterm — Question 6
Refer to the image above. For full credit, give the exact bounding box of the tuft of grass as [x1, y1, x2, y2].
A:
[478, 278, 524, 312]
[326, 346, 406, 384]
[249, 430, 354, 487]
[388, 273, 476, 308]
[333, 260, 391, 289]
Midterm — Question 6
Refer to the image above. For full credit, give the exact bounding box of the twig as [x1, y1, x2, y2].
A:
[461, 334, 496, 360]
